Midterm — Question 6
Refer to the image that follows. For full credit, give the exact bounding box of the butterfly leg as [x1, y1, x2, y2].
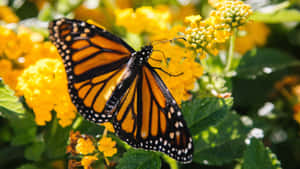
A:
[152, 67, 184, 77]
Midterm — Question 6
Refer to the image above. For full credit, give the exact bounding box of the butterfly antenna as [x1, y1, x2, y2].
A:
[151, 37, 186, 46]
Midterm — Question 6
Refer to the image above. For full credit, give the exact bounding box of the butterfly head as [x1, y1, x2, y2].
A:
[134, 45, 153, 65]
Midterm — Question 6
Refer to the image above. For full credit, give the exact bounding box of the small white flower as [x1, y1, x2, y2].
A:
[258, 102, 274, 116]
[241, 116, 253, 126]
[245, 128, 264, 145]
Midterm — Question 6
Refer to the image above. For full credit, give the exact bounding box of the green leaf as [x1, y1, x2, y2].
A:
[10, 113, 37, 145]
[237, 48, 300, 79]
[193, 112, 249, 165]
[242, 139, 282, 169]
[17, 164, 38, 169]
[0, 81, 37, 145]
[251, 9, 300, 23]
[0, 80, 25, 117]
[182, 97, 231, 130]
[233, 69, 289, 108]
[24, 141, 45, 161]
[117, 150, 161, 169]
[44, 117, 71, 159]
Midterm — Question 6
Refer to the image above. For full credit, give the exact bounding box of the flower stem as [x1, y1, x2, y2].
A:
[72, 116, 83, 130]
[225, 28, 237, 72]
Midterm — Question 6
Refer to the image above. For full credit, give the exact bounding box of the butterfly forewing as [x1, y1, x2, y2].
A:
[113, 65, 193, 163]
[48, 18, 135, 122]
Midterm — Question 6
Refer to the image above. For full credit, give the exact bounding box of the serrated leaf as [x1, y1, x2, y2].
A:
[17, 164, 38, 169]
[237, 48, 300, 79]
[193, 112, 249, 165]
[251, 10, 300, 23]
[117, 150, 161, 169]
[24, 141, 45, 161]
[0, 81, 25, 117]
[242, 139, 282, 169]
[182, 97, 230, 129]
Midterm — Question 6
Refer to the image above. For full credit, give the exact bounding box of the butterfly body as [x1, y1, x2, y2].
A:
[49, 18, 193, 163]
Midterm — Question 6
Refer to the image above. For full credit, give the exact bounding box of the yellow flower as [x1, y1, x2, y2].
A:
[97, 137, 117, 157]
[17, 58, 76, 127]
[76, 138, 96, 155]
[235, 22, 270, 54]
[115, 6, 170, 34]
[100, 122, 115, 133]
[81, 155, 98, 169]
[210, 0, 252, 31]
[0, 26, 58, 90]
[0, 6, 19, 23]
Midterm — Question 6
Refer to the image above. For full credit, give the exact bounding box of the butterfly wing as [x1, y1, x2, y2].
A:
[48, 18, 135, 123]
[113, 64, 193, 163]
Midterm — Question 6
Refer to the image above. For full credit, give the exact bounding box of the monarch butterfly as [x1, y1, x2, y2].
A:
[48, 18, 193, 163]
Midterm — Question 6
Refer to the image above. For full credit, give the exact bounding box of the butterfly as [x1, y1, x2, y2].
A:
[48, 18, 193, 163]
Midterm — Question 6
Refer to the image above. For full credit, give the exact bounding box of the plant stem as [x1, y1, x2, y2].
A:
[163, 155, 178, 169]
[225, 28, 237, 72]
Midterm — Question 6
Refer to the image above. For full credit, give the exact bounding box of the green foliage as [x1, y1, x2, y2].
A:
[237, 48, 300, 79]
[0, 81, 37, 145]
[116, 150, 161, 169]
[251, 10, 300, 23]
[17, 164, 39, 169]
[242, 139, 282, 169]
[0, 80, 24, 116]
[24, 141, 45, 161]
[44, 117, 70, 159]
[193, 112, 248, 165]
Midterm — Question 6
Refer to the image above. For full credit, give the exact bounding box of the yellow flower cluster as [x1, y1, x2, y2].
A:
[17, 58, 76, 127]
[184, 17, 220, 58]
[185, 0, 252, 57]
[115, 6, 170, 34]
[0, 26, 58, 90]
[211, 0, 252, 30]
[67, 124, 117, 169]
[150, 42, 203, 103]
[0, 6, 19, 23]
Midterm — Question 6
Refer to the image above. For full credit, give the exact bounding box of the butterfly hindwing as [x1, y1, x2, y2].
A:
[113, 64, 193, 163]
[48, 18, 135, 123]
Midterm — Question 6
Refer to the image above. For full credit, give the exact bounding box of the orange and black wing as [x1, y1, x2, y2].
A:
[48, 18, 135, 123]
[113, 64, 193, 163]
